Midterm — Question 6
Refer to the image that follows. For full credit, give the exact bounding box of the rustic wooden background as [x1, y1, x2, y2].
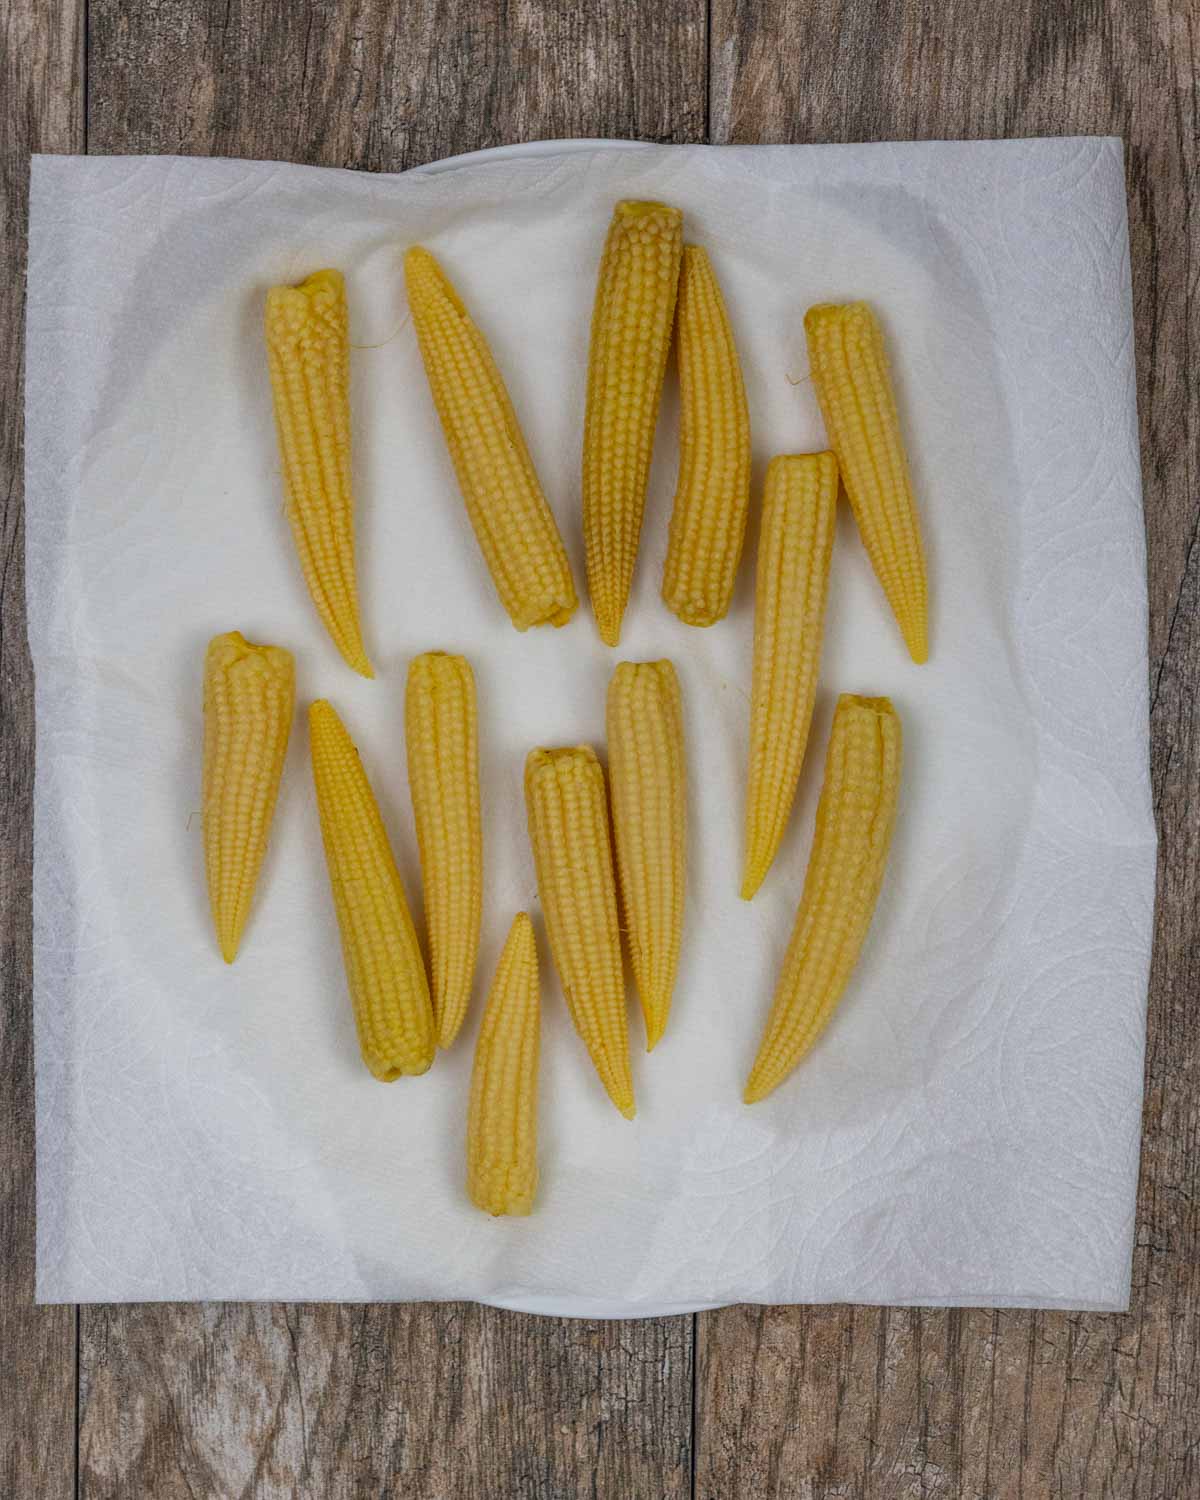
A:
[2, 2, 1196, 1495]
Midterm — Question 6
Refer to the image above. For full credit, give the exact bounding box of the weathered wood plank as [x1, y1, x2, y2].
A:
[81, 1303, 693, 1499]
[87, 0, 707, 163]
[1, 4, 85, 1498]
[77, 3, 705, 1497]
[698, 1, 1199, 1496]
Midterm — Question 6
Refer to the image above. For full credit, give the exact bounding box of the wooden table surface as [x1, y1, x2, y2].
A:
[2, 3, 1196, 1496]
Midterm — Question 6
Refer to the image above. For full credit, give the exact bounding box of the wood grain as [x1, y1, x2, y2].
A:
[699, 2, 1200, 1496]
[0, 4, 84, 1497]
[80, 1303, 693, 1499]
[9, 1, 1197, 1496]
[75, 3, 706, 1498]
[87, 0, 707, 164]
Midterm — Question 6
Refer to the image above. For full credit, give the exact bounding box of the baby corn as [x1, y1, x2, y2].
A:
[583, 200, 683, 646]
[405, 247, 577, 631]
[406, 651, 482, 1049]
[264, 270, 372, 677]
[525, 746, 634, 1118]
[309, 700, 434, 1080]
[741, 453, 838, 900]
[202, 632, 295, 963]
[804, 302, 929, 662]
[467, 912, 541, 1216]
[744, 695, 902, 1104]
[662, 246, 751, 626]
[606, 660, 687, 1050]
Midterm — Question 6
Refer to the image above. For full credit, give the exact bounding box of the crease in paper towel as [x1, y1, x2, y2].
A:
[25, 139, 1154, 1314]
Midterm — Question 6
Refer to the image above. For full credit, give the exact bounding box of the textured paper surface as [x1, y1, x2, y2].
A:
[27, 139, 1155, 1314]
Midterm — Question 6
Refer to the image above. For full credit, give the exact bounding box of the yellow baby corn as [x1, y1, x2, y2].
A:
[467, 912, 540, 1216]
[524, 746, 635, 1118]
[264, 270, 372, 677]
[583, 200, 683, 646]
[309, 700, 434, 1080]
[606, 660, 687, 1050]
[744, 695, 902, 1104]
[741, 453, 838, 900]
[202, 632, 295, 963]
[404, 247, 578, 631]
[406, 651, 482, 1049]
[662, 246, 751, 626]
[804, 302, 929, 663]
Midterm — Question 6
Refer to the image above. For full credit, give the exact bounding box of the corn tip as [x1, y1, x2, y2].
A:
[615, 198, 682, 222]
[472, 1196, 534, 1219]
[743, 1067, 776, 1104]
[673, 605, 720, 628]
[642, 993, 670, 1053]
[803, 302, 842, 335]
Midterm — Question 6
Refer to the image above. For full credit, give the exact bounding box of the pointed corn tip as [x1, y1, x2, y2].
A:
[743, 1075, 771, 1105]
[508, 912, 536, 958]
[598, 620, 621, 648]
[220, 943, 237, 965]
[906, 633, 929, 665]
[740, 870, 763, 902]
[643, 1003, 669, 1053]
[618, 1101, 637, 1120]
[341, 645, 374, 678]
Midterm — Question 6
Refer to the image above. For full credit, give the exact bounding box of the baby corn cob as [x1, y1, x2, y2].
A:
[309, 700, 435, 1080]
[662, 246, 751, 627]
[406, 651, 482, 1049]
[405, 247, 578, 631]
[467, 912, 541, 1216]
[525, 746, 634, 1117]
[741, 453, 839, 900]
[744, 695, 902, 1104]
[804, 302, 929, 663]
[202, 632, 295, 963]
[583, 200, 683, 646]
[606, 660, 687, 1050]
[265, 270, 372, 677]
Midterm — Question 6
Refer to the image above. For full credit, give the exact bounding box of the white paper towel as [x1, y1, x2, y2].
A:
[26, 139, 1155, 1315]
